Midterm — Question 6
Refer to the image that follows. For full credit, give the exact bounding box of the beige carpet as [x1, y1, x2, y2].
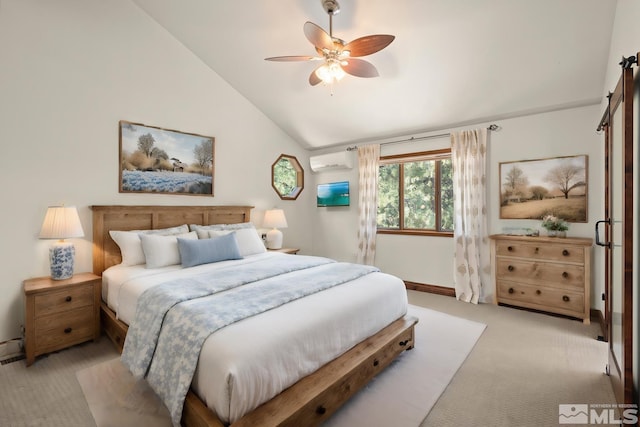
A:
[76, 305, 486, 427]
[0, 338, 118, 427]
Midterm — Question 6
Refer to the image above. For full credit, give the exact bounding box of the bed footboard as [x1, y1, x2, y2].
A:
[230, 315, 418, 427]
[100, 304, 417, 427]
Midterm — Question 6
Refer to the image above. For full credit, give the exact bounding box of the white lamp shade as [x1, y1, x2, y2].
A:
[263, 209, 288, 229]
[39, 206, 84, 240]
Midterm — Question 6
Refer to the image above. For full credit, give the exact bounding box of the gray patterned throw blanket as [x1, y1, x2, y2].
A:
[121, 255, 379, 426]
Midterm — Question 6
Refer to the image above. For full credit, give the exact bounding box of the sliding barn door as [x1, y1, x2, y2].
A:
[597, 58, 635, 405]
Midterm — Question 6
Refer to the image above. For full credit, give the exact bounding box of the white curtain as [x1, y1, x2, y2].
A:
[356, 144, 380, 265]
[451, 129, 492, 303]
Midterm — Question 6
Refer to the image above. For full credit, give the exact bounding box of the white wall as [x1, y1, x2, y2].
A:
[0, 0, 311, 342]
[311, 104, 604, 308]
[601, 0, 640, 404]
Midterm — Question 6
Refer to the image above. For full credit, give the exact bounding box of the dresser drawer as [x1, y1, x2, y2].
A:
[497, 281, 584, 316]
[495, 241, 584, 264]
[34, 306, 94, 352]
[34, 285, 94, 317]
[496, 258, 585, 289]
[490, 235, 592, 324]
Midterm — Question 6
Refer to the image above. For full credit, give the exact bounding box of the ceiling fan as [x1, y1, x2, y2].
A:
[265, 0, 395, 86]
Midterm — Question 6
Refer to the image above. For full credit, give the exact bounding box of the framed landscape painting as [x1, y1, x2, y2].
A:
[499, 154, 588, 222]
[119, 121, 215, 196]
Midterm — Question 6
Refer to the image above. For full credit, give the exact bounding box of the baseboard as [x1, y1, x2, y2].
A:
[404, 281, 456, 297]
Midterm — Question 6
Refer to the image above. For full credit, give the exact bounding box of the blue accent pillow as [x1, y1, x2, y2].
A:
[177, 232, 243, 268]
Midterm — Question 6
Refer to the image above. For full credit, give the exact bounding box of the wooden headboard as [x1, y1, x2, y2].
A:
[91, 205, 253, 275]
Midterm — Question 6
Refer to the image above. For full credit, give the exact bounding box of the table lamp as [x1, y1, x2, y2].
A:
[39, 206, 84, 280]
[263, 209, 288, 249]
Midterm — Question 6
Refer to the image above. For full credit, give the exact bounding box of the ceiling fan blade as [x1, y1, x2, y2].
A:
[265, 55, 319, 62]
[309, 67, 323, 86]
[304, 21, 334, 51]
[341, 58, 379, 78]
[343, 35, 395, 57]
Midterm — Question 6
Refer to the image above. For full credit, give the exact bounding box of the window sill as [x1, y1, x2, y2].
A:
[377, 229, 453, 238]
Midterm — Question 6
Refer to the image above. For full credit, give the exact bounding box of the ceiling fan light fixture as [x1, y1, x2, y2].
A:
[265, 0, 394, 87]
[315, 62, 345, 84]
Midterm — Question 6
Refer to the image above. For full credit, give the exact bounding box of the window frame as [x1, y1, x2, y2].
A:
[377, 148, 454, 237]
[271, 154, 304, 200]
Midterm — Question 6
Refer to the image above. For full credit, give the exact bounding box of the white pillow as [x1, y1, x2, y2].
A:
[109, 230, 146, 266]
[208, 228, 266, 257]
[139, 231, 198, 268]
[109, 225, 189, 266]
[190, 222, 254, 239]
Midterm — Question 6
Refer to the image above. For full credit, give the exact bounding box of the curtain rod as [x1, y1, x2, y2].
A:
[346, 124, 499, 151]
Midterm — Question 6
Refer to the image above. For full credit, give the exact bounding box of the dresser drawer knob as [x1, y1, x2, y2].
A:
[536, 290, 541, 295]
[508, 287, 515, 294]
[316, 405, 327, 415]
[562, 295, 570, 302]
[535, 247, 539, 253]
[64, 327, 72, 334]
[507, 246, 513, 252]
[507, 265, 514, 272]
[65, 296, 72, 302]
[562, 272, 569, 278]
[562, 249, 569, 256]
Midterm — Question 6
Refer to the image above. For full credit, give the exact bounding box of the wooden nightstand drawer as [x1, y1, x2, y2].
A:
[34, 286, 94, 317]
[495, 258, 585, 289]
[24, 272, 101, 366]
[34, 306, 95, 352]
[497, 281, 584, 316]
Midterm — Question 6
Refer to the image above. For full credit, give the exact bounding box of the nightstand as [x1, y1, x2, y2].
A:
[268, 248, 300, 254]
[23, 272, 101, 366]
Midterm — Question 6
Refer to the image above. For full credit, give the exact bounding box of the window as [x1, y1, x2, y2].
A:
[271, 154, 304, 200]
[377, 148, 453, 236]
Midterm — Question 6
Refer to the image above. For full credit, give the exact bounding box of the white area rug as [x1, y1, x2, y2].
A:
[326, 305, 486, 427]
[76, 305, 485, 427]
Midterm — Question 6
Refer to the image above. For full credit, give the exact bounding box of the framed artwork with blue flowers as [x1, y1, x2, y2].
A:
[118, 120, 215, 196]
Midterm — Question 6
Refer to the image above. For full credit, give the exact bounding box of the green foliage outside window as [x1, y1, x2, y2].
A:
[273, 158, 297, 196]
[377, 164, 400, 228]
[377, 153, 454, 233]
[440, 159, 454, 231]
[404, 161, 436, 229]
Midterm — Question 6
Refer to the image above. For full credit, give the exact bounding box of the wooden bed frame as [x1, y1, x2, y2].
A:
[91, 205, 417, 427]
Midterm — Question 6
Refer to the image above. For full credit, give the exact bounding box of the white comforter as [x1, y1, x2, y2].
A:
[103, 252, 408, 423]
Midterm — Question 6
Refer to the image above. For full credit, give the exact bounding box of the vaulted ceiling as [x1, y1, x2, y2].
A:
[131, 0, 617, 150]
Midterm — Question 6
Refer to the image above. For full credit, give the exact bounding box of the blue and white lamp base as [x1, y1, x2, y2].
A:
[49, 242, 75, 280]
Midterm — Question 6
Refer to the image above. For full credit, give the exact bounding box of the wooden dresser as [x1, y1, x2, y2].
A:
[24, 272, 101, 366]
[490, 234, 593, 324]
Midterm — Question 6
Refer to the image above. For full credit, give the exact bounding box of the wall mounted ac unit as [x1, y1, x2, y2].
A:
[309, 151, 353, 172]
